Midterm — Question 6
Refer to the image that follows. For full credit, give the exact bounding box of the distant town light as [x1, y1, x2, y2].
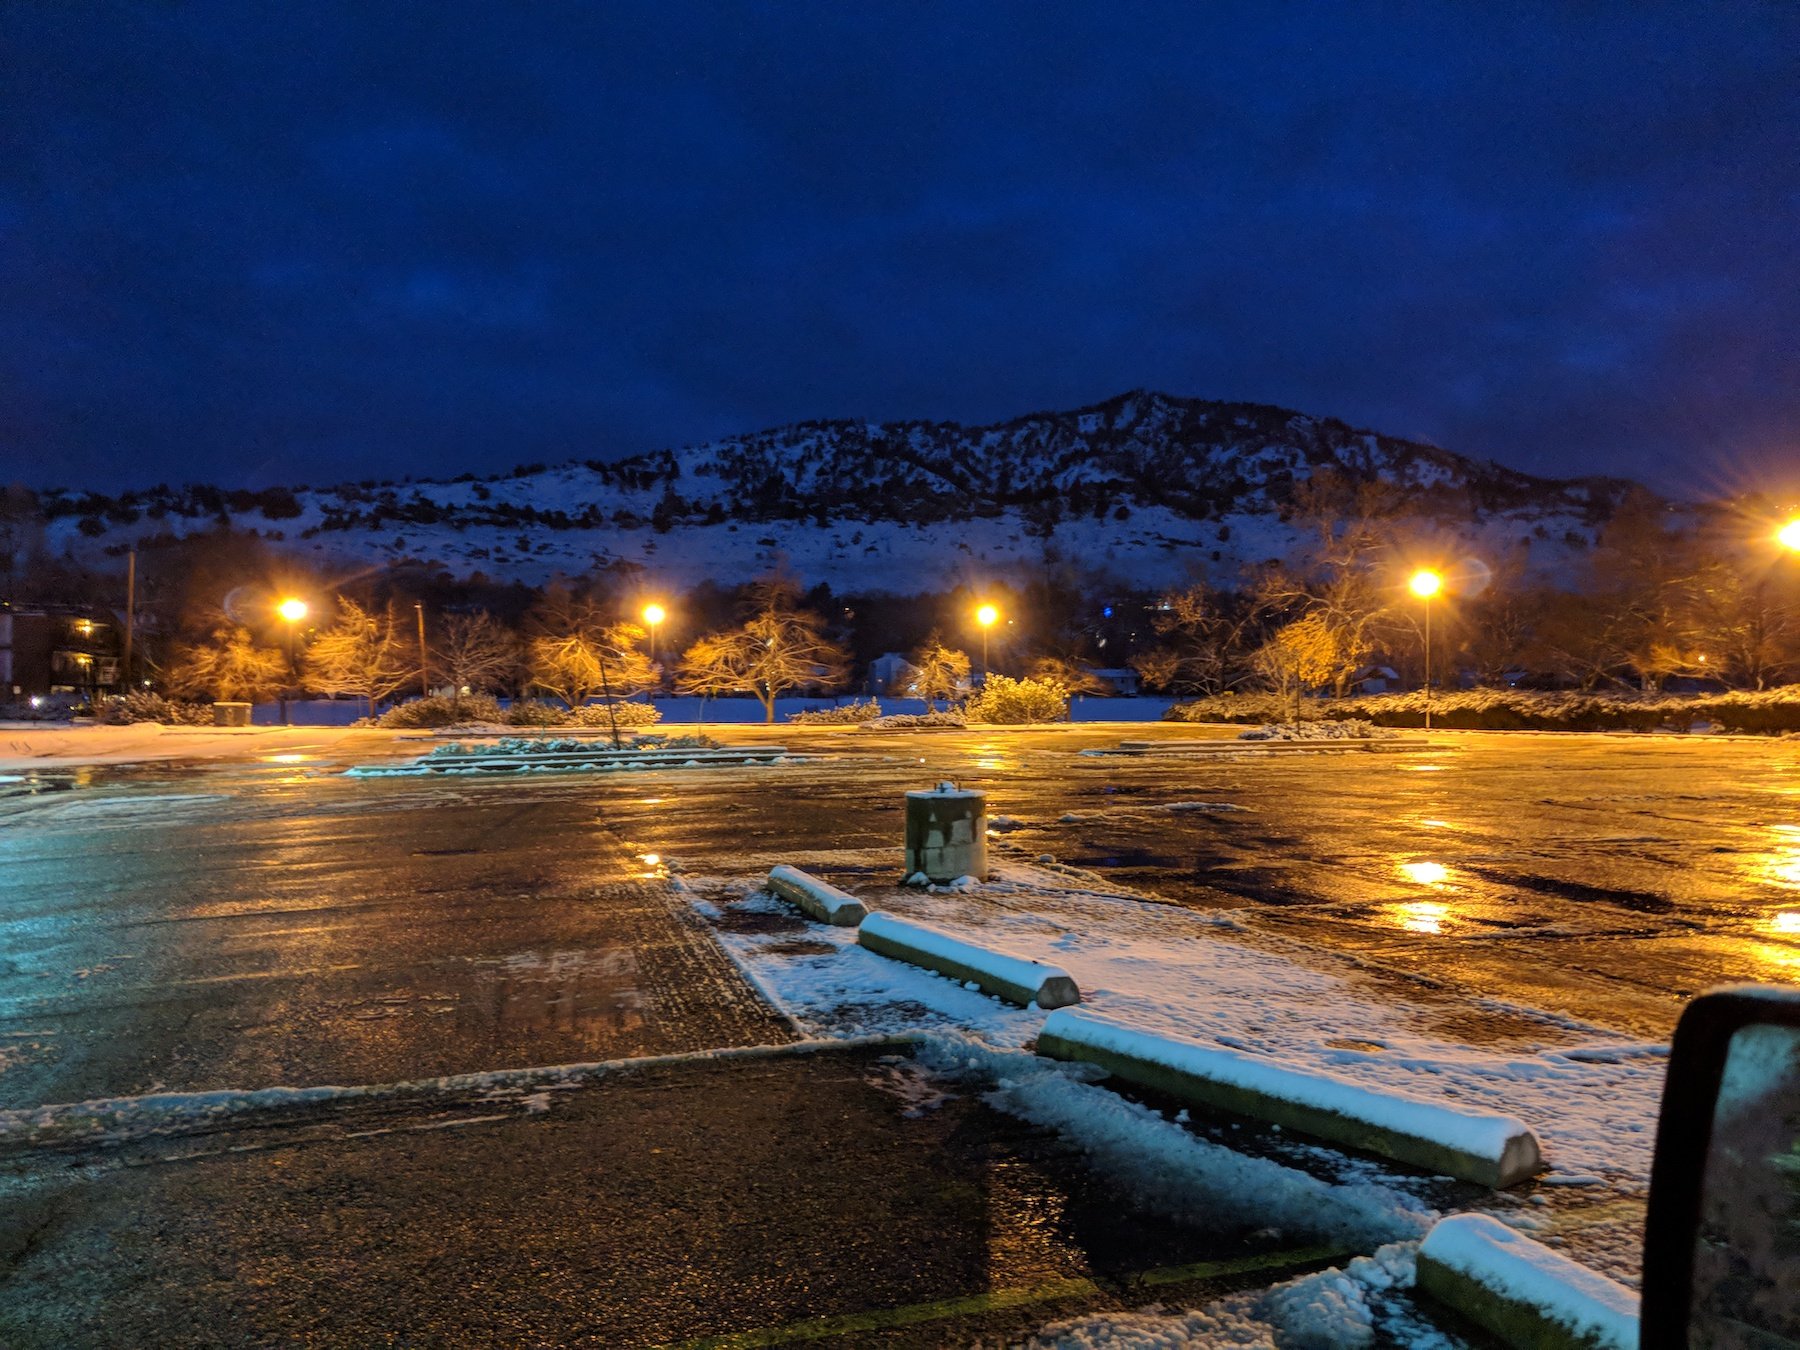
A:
[1408, 569, 1443, 598]
[277, 597, 308, 623]
[1778, 518, 1800, 552]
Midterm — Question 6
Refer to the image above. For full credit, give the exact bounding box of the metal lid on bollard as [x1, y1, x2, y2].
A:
[907, 780, 985, 801]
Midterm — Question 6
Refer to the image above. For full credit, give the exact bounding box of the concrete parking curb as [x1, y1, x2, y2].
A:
[1035, 1009, 1542, 1188]
[766, 865, 869, 926]
[1416, 1214, 1638, 1350]
[857, 914, 1081, 1009]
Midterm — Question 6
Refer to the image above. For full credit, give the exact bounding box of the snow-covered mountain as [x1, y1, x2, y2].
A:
[36, 391, 1636, 591]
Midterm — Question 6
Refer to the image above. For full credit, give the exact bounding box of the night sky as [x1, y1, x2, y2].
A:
[3, 3, 1796, 497]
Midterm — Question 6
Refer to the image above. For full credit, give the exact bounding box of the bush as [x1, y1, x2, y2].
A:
[963, 675, 1070, 724]
[786, 698, 882, 725]
[1239, 719, 1397, 741]
[866, 711, 967, 729]
[569, 701, 662, 729]
[371, 694, 505, 728]
[505, 699, 568, 727]
[93, 691, 213, 726]
[1165, 686, 1800, 735]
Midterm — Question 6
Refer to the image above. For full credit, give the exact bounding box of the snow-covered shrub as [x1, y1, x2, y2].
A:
[963, 675, 1070, 724]
[93, 691, 213, 726]
[1239, 719, 1397, 741]
[634, 733, 721, 751]
[1164, 692, 1307, 725]
[569, 700, 661, 729]
[786, 698, 881, 725]
[373, 694, 504, 728]
[867, 710, 967, 729]
[504, 699, 568, 727]
[1167, 685, 1800, 734]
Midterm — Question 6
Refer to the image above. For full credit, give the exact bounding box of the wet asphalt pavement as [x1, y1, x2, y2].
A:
[1, 725, 1796, 1344]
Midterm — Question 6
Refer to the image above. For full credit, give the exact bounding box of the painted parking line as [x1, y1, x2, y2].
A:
[661, 1244, 1355, 1349]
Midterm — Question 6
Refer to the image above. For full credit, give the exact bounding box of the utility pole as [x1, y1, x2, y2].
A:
[124, 549, 136, 689]
[414, 603, 429, 698]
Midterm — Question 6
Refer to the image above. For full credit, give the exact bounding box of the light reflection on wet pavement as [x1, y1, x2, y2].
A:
[1, 725, 1796, 1343]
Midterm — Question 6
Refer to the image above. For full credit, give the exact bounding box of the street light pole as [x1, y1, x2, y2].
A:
[414, 603, 429, 699]
[642, 603, 666, 681]
[975, 604, 998, 684]
[276, 598, 308, 727]
[1422, 593, 1432, 730]
[1408, 570, 1443, 732]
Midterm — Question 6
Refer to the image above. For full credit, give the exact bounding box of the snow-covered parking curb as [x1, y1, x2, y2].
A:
[858, 913, 1082, 1009]
[767, 865, 869, 926]
[1036, 1008, 1543, 1188]
[1417, 1213, 1638, 1350]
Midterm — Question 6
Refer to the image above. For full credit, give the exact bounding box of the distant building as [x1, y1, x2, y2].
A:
[1349, 664, 1400, 694]
[867, 652, 919, 696]
[1, 605, 124, 700]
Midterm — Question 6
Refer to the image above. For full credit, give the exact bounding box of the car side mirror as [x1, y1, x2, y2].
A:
[1641, 984, 1800, 1348]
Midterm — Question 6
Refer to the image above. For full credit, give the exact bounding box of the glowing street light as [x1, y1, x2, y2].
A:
[1409, 569, 1443, 730]
[276, 597, 308, 726]
[975, 603, 999, 682]
[1778, 518, 1800, 553]
[642, 603, 666, 663]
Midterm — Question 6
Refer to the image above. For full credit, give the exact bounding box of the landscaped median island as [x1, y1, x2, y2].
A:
[343, 734, 796, 776]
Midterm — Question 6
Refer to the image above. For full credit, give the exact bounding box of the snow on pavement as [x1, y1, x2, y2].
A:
[697, 861, 1665, 1200]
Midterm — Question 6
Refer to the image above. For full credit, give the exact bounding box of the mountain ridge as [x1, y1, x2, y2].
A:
[24, 389, 1643, 591]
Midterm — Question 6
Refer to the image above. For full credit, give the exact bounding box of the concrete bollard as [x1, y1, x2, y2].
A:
[905, 781, 987, 882]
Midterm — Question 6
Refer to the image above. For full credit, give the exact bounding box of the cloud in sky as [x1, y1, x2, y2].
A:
[2, 2, 1795, 495]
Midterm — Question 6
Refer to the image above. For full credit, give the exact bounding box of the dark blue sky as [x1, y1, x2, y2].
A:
[3, 2, 1795, 496]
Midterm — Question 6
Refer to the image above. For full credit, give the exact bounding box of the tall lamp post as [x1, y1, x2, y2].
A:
[276, 597, 308, 726]
[642, 603, 666, 665]
[975, 604, 999, 683]
[1408, 570, 1442, 730]
[413, 603, 429, 699]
